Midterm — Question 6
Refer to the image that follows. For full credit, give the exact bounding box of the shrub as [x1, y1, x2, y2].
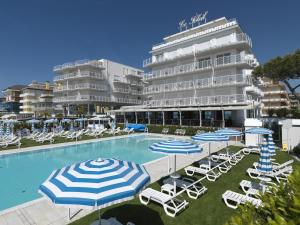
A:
[293, 145, 300, 156]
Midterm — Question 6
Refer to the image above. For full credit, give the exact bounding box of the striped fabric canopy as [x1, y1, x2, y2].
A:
[149, 140, 202, 155]
[192, 132, 229, 142]
[245, 127, 273, 135]
[39, 158, 150, 209]
[267, 134, 276, 156]
[257, 138, 272, 173]
[215, 128, 242, 137]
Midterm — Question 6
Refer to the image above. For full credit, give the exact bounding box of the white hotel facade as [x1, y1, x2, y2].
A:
[53, 59, 143, 115]
[113, 16, 262, 127]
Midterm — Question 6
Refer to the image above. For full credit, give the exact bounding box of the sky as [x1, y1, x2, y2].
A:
[0, 0, 299, 93]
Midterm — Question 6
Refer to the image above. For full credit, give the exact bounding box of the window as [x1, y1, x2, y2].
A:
[197, 57, 211, 69]
[216, 53, 231, 65]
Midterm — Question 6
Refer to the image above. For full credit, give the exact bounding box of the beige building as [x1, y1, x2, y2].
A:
[260, 78, 290, 116]
[20, 82, 54, 116]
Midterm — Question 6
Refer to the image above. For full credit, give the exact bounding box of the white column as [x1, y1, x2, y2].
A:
[135, 112, 138, 124]
[162, 111, 165, 126]
[179, 110, 182, 126]
[222, 109, 225, 128]
[199, 109, 202, 127]
[123, 112, 126, 124]
[147, 111, 150, 125]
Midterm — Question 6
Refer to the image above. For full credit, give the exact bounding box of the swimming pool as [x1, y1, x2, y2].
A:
[0, 135, 164, 211]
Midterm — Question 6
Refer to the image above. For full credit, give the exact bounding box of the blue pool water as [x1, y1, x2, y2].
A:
[0, 135, 164, 211]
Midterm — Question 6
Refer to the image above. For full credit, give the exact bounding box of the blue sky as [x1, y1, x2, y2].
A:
[0, 0, 299, 93]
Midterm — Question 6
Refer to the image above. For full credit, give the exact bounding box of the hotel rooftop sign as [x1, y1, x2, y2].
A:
[179, 11, 208, 32]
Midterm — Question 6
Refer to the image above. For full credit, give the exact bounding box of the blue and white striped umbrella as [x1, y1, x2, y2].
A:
[5, 124, 11, 137]
[215, 128, 242, 137]
[149, 140, 202, 155]
[267, 134, 276, 156]
[192, 132, 229, 141]
[43, 123, 47, 133]
[245, 127, 273, 135]
[61, 118, 71, 123]
[257, 138, 272, 173]
[45, 118, 58, 124]
[26, 119, 40, 124]
[39, 158, 150, 209]
[0, 123, 3, 137]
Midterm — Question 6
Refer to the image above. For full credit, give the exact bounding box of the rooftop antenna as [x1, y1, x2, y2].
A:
[200, 11, 208, 24]
[178, 19, 187, 32]
[190, 14, 199, 28]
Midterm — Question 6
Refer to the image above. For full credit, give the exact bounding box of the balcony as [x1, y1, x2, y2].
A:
[261, 98, 290, 103]
[143, 74, 251, 94]
[113, 88, 130, 94]
[143, 54, 253, 81]
[40, 93, 54, 98]
[144, 94, 250, 108]
[53, 83, 108, 92]
[20, 93, 35, 97]
[53, 59, 104, 72]
[54, 72, 105, 81]
[143, 33, 252, 67]
[114, 98, 142, 105]
[245, 85, 263, 96]
[53, 95, 112, 103]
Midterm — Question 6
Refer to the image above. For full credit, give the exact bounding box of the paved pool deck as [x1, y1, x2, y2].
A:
[0, 133, 244, 225]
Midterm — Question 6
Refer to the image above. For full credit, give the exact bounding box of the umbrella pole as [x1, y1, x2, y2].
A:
[99, 209, 101, 225]
[174, 154, 176, 196]
[208, 142, 211, 168]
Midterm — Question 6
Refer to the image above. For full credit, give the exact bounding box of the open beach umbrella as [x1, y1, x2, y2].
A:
[267, 134, 276, 156]
[44, 118, 58, 124]
[61, 118, 71, 123]
[192, 132, 229, 166]
[245, 127, 273, 148]
[257, 138, 273, 174]
[215, 128, 242, 153]
[26, 119, 40, 124]
[149, 140, 202, 192]
[39, 158, 150, 224]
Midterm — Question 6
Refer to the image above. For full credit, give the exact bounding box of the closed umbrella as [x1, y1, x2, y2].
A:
[267, 134, 276, 156]
[0, 122, 3, 137]
[39, 158, 150, 224]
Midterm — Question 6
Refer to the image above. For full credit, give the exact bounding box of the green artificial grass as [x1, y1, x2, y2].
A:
[70, 146, 299, 225]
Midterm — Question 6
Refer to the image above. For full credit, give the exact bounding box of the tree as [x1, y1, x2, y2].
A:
[226, 167, 300, 225]
[253, 49, 300, 100]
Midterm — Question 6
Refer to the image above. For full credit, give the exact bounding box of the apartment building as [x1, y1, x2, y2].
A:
[19, 81, 54, 116]
[288, 93, 300, 109]
[2, 85, 26, 113]
[53, 59, 143, 115]
[113, 16, 262, 127]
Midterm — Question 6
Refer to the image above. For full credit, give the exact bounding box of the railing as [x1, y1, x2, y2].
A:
[54, 83, 108, 92]
[113, 88, 130, 93]
[151, 19, 238, 50]
[53, 95, 142, 104]
[131, 90, 143, 95]
[143, 94, 250, 108]
[143, 54, 252, 80]
[143, 33, 252, 67]
[53, 59, 104, 72]
[54, 72, 105, 81]
[143, 74, 251, 94]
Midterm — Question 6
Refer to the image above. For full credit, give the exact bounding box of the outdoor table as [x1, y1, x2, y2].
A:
[161, 183, 176, 196]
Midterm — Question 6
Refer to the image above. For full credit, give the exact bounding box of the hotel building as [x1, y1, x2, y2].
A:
[260, 78, 290, 116]
[53, 59, 143, 115]
[113, 16, 262, 127]
[2, 85, 26, 114]
[20, 81, 54, 116]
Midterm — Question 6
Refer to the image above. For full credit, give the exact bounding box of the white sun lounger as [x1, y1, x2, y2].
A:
[239, 179, 277, 196]
[163, 177, 207, 199]
[36, 133, 55, 144]
[185, 165, 221, 181]
[0, 137, 21, 148]
[222, 190, 262, 209]
[211, 154, 238, 166]
[247, 166, 292, 183]
[242, 147, 260, 155]
[139, 188, 189, 217]
[161, 128, 169, 135]
[198, 159, 232, 174]
[253, 160, 294, 172]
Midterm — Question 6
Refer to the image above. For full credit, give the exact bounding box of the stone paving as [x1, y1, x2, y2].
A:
[0, 133, 242, 225]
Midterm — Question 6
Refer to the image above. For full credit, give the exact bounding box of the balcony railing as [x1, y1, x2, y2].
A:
[113, 88, 130, 94]
[143, 54, 253, 81]
[54, 72, 105, 81]
[143, 33, 252, 67]
[54, 83, 108, 92]
[143, 74, 251, 94]
[53, 59, 104, 72]
[143, 94, 251, 108]
[53, 95, 142, 105]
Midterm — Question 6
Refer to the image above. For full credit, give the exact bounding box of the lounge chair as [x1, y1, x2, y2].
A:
[222, 190, 262, 209]
[161, 128, 169, 135]
[163, 177, 207, 199]
[239, 179, 277, 195]
[139, 188, 189, 217]
[253, 160, 294, 172]
[242, 146, 260, 155]
[36, 133, 55, 144]
[198, 159, 232, 173]
[211, 153, 238, 165]
[185, 165, 221, 181]
[0, 137, 21, 148]
[247, 166, 292, 183]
